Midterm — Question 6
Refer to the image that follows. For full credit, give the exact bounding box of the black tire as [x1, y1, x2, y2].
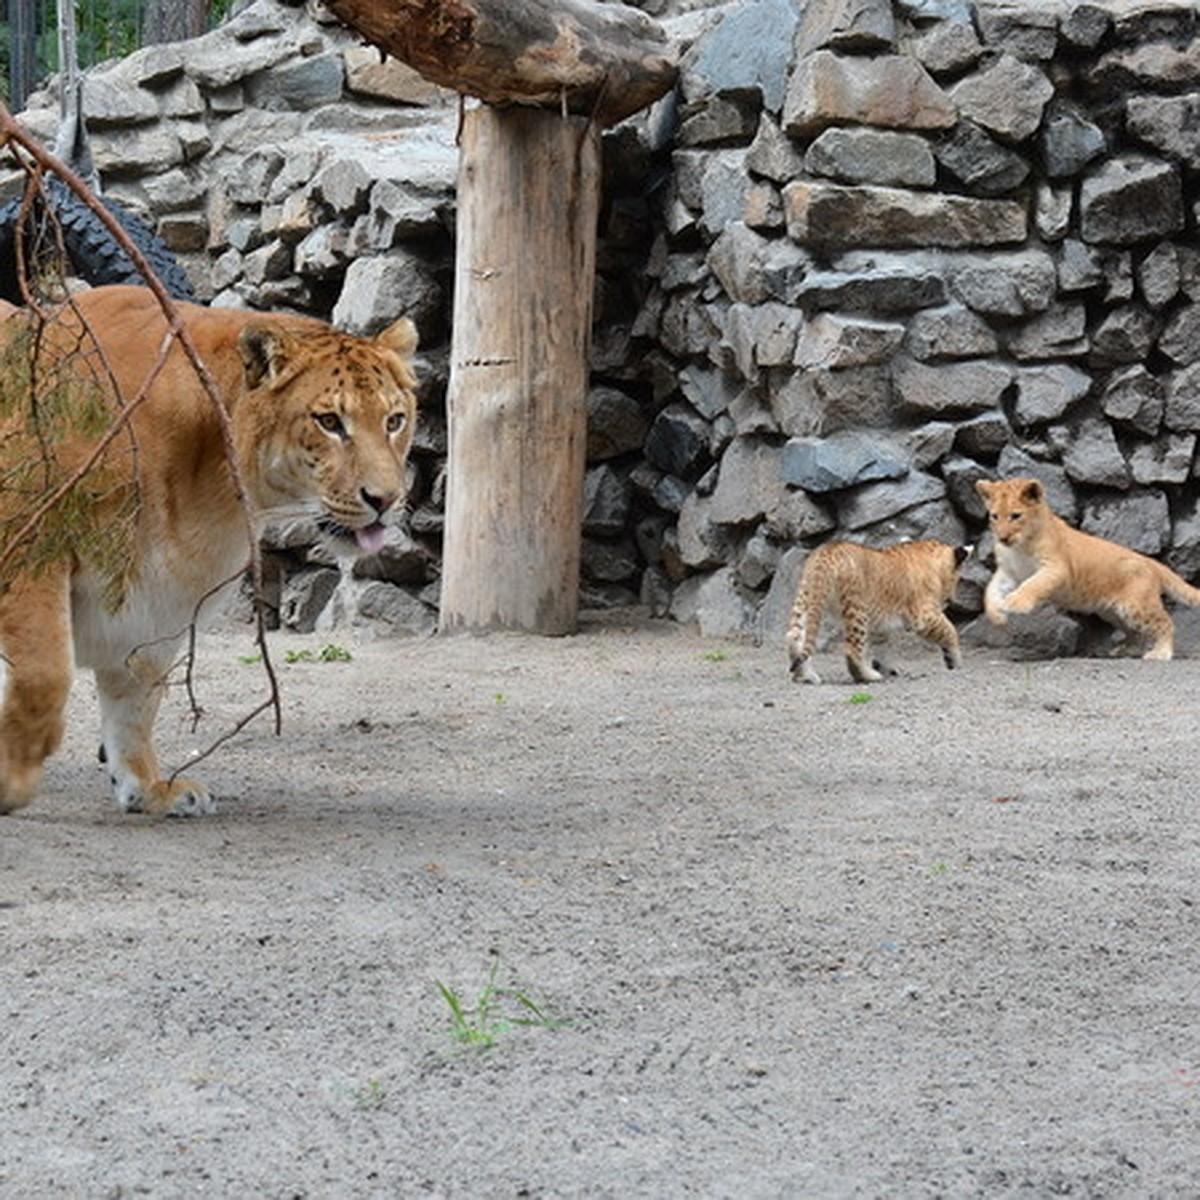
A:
[0, 179, 195, 303]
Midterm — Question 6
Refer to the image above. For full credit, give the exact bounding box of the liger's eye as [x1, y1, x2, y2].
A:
[314, 412, 344, 436]
[386, 412, 407, 435]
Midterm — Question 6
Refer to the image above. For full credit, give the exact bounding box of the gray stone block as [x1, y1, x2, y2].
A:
[1080, 489, 1170, 556]
[781, 432, 908, 493]
[1080, 156, 1184, 246]
[805, 127, 936, 188]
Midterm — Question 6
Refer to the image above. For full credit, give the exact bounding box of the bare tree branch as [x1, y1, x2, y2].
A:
[0, 107, 284, 754]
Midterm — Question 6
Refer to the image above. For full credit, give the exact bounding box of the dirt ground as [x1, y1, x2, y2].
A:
[2, 608, 1199, 1198]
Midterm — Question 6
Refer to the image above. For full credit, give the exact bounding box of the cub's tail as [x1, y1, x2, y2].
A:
[786, 553, 832, 684]
[1154, 560, 1200, 607]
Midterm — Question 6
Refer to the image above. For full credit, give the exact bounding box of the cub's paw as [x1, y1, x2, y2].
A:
[847, 661, 884, 684]
[789, 657, 822, 684]
[115, 776, 216, 818]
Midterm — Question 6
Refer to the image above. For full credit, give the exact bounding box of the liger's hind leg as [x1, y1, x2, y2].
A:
[0, 567, 73, 813]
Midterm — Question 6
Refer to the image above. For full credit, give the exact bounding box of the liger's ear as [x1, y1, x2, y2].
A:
[375, 316, 418, 359]
[955, 544, 974, 566]
[239, 323, 297, 389]
[975, 479, 995, 500]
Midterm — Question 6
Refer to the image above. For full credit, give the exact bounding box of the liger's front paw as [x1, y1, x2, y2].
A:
[116, 775, 216, 817]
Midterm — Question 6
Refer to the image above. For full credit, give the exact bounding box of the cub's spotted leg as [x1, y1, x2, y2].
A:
[0, 568, 73, 813]
[912, 609, 963, 671]
[94, 661, 214, 817]
[840, 597, 883, 684]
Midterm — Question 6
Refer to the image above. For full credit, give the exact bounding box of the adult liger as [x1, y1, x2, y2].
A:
[0, 285, 419, 816]
[976, 476, 1200, 659]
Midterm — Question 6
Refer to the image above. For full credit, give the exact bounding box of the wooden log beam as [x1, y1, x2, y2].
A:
[323, 0, 678, 127]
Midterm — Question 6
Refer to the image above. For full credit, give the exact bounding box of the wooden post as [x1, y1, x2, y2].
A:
[439, 106, 600, 635]
[324, 0, 677, 633]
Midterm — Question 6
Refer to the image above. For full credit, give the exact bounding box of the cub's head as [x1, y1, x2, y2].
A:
[975, 477, 1049, 549]
[237, 315, 419, 553]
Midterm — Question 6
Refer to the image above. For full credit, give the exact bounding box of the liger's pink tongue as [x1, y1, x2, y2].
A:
[355, 523, 388, 553]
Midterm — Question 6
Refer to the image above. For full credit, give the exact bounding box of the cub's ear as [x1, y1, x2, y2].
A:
[239, 323, 298, 389]
[375, 316, 418, 359]
[974, 478, 995, 500]
[1020, 478, 1045, 504]
[954, 544, 974, 566]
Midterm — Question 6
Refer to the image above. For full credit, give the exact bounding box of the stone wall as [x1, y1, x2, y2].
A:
[646, 0, 1200, 655]
[11, 0, 1200, 651]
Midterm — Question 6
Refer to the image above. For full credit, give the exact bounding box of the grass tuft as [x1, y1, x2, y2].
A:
[434, 959, 563, 1049]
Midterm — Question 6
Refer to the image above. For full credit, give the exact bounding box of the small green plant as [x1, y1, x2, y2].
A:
[284, 643, 353, 663]
[701, 650, 729, 662]
[237, 652, 263, 664]
[350, 1078, 386, 1110]
[434, 960, 561, 1049]
[929, 861, 951, 877]
[847, 690, 874, 704]
[493, 692, 507, 706]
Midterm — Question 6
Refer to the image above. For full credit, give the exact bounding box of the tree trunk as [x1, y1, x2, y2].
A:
[323, 0, 677, 127]
[142, 0, 210, 44]
[438, 106, 600, 635]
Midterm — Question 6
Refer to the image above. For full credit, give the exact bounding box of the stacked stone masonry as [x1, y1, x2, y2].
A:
[9, 0, 1200, 651]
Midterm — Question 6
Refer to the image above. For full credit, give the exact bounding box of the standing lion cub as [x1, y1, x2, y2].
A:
[975, 477, 1200, 659]
[0, 285, 420, 817]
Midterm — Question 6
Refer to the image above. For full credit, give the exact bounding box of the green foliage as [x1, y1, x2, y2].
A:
[0, 315, 137, 609]
[847, 691, 874, 704]
[434, 960, 562, 1050]
[1, 2, 239, 107]
[349, 1078, 386, 1110]
[283, 643, 353, 663]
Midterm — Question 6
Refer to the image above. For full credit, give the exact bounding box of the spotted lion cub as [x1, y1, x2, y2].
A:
[786, 540, 969, 684]
[976, 477, 1200, 659]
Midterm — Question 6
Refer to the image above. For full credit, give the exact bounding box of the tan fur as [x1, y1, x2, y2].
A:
[786, 540, 968, 684]
[975, 476, 1200, 660]
[0, 284, 420, 816]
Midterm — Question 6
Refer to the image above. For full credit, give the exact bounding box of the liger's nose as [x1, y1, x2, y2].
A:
[362, 488, 400, 517]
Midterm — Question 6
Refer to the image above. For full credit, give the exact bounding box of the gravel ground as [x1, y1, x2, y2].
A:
[2, 611, 1199, 1197]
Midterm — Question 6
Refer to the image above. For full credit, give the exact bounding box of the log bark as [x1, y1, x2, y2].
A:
[438, 107, 600, 635]
[323, 0, 678, 127]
